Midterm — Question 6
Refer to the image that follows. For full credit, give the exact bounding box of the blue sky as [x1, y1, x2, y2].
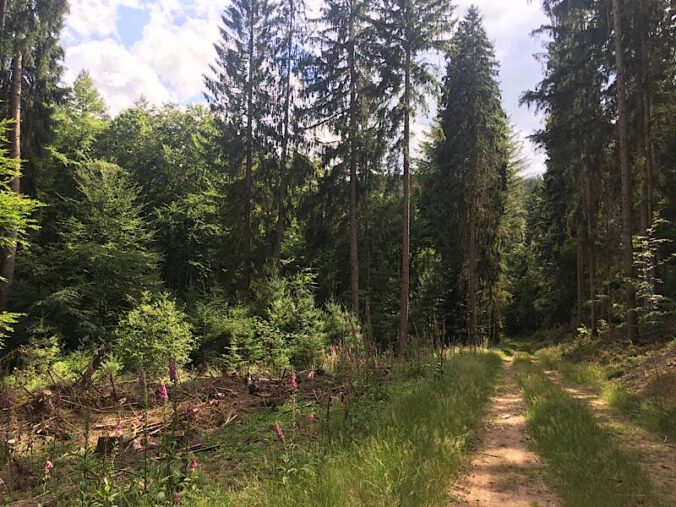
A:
[62, 0, 548, 175]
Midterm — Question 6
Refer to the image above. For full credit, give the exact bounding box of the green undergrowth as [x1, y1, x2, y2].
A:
[190, 351, 502, 507]
[512, 357, 660, 507]
[538, 348, 676, 441]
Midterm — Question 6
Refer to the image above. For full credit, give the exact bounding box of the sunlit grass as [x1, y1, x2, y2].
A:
[513, 358, 659, 507]
[536, 350, 676, 441]
[189, 352, 502, 506]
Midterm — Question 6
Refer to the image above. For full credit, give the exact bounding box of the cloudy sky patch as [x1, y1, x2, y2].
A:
[62, 0, 548, 175]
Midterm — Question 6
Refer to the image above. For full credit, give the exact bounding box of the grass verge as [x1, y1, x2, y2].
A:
[538, 349, 676, 441]
[512, 357, 660, 507]
[191, 351, 502, 507]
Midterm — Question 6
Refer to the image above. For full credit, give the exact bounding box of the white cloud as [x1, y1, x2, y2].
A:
[65, 0, 142, 40]
[64, 38, 170, 114]
[132, 3, 220, 102]
[62, 0, 221, 114]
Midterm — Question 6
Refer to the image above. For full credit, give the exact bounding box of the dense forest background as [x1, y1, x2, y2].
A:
[0, 0, 674, 377]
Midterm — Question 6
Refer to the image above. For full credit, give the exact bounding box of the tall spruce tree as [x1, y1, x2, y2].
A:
[205, 0, 280, 294]
[0, 121, 39, 343]
[273, 0, 306, 266]
[422, 6, 510, 346]
[306, 0, 375, 315]
[0, 0, 67, 312]
[611, 0, 638, 340]
[372, 0, 453, 350]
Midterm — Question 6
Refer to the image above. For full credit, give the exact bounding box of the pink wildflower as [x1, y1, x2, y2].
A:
[114, 423, 122, 438]
[44, 460, 54, 474]
[156, 381, 169, 402]
[290, 371, 298, 391]
[272, 423, 285, 444]
[306, 413, 315, 424]
[169, 359, 178, 383]
[188, 459, 198, 472]
[173, 492, 182, 503]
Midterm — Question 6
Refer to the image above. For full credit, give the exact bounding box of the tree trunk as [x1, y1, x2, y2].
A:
[576, 229, 585, 326]
[398, 46, 411, 352]
[0, 0, 7, 31]
[637, 0, 654, 235]
[244, 4, 255, 294]
[0, 51, 22, 312]
[585, 163, 597, 337]
[611, 0, 638, 341]
[348, 1, 359, 315]
[468, 191, 478, 346]
[273, 0, 295, 268]
[364, 160, 373, 343]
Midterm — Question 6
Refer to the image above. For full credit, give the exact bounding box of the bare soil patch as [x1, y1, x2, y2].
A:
[450, 360, 559, 506]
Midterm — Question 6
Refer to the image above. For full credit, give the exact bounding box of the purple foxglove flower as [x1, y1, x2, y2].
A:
[156, 381, 168, 402]
[272, 423, 285, 444]
[188, 459, 198, 472]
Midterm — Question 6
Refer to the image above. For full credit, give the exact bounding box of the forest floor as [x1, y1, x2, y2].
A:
[1, 336, 674, 506]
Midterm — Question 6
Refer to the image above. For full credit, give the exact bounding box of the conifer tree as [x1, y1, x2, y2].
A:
[306, 0, 375, 315]
[423, 7, 509, 346]
[205, 0, 280, 294]
[372, 0, 453, 350]
[611, 0, 638, 340]
[0, 121, 39, 342]
[0, 0, 67, 312]
[273, 0, 306, 266]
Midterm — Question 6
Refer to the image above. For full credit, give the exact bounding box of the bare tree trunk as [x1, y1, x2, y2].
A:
[637, 0, 655, 296]
[0, 0, 7, 31]
[273, 0, 295, 268]
[398, 45, 411, 352]
[468, 192, 478, 346]
[612, 0, 638, 341]
[243, 5, 255, 294]
[348, 0, 359, 315]
[576, 227, 584, 326]
[585, 164, 597, 336]
[637, 0, 654, 235]
[364, 160, 373, 343]
[0, 52, 22, 312]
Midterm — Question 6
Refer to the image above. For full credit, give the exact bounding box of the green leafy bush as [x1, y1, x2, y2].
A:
[6, 331, 90, 390]
[115, 292, 194, 374]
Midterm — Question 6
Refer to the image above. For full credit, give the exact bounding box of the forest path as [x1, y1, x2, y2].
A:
[450, 360, 560, 506]
[544, 370, 676, 506]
